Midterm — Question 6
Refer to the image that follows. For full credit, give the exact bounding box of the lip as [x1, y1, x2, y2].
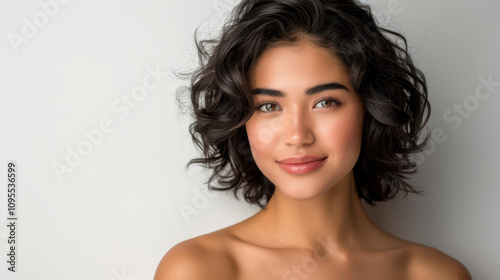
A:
[277, 155, 327, 164]
[276, 155, 327, 175]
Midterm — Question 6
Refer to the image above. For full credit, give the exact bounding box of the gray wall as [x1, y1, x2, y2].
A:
[0, 0, 497, 279]
[363, 1, 500, 279]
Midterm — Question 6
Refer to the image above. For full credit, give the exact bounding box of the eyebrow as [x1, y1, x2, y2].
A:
[251, 82, 350, 97]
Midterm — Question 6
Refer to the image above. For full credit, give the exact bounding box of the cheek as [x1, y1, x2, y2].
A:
[246, 117, 280, 149]
[320, 111, 364, 152]
[245, 117, 282, 166]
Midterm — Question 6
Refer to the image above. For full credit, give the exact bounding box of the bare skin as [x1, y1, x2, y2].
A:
[154, 39, 472, 280]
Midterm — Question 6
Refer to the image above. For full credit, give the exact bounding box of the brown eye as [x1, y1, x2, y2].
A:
[265, 104, 277, 111]
[314, 98, 342, 108]
[319, 100, 333, 107]
[257, 102, 281, 112]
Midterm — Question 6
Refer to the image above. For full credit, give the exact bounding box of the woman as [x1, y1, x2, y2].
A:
[155, 0, 472, 279]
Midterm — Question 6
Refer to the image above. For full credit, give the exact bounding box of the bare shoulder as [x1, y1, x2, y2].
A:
[153, 230, 238, 280]
[405, 243, 472, 280]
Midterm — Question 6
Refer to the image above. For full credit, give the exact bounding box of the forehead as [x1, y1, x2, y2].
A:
[249, 40, 351, 90]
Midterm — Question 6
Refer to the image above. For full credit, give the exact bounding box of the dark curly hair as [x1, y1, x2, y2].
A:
[178, 0, 431, 209]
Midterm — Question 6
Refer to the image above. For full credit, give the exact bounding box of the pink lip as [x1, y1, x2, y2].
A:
[276, 156, 327, 175]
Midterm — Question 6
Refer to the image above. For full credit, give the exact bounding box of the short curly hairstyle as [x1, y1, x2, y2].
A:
[179, 0, 431, 209]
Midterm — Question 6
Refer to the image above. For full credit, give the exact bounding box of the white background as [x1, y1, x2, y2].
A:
[0, 0, 498, 279]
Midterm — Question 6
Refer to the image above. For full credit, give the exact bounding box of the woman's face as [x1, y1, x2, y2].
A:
[245, 40, 365, 200]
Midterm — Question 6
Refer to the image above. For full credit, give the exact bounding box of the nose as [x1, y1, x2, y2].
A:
[282, 109, 315, 147]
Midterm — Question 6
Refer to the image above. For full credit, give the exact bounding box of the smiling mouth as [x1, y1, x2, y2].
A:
[276, 157, 327, 175]
[276, 155, 327, 164]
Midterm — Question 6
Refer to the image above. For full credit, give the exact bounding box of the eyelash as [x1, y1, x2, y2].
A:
[254, 96, 343, 113]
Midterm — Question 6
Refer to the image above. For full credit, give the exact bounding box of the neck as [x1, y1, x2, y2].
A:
[249, 172, 380, 251]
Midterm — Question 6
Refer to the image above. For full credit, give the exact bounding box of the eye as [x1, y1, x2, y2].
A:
[255, 97, 342, 113]
[256, 101, 281, 112]
[314, 97, 342, 108]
